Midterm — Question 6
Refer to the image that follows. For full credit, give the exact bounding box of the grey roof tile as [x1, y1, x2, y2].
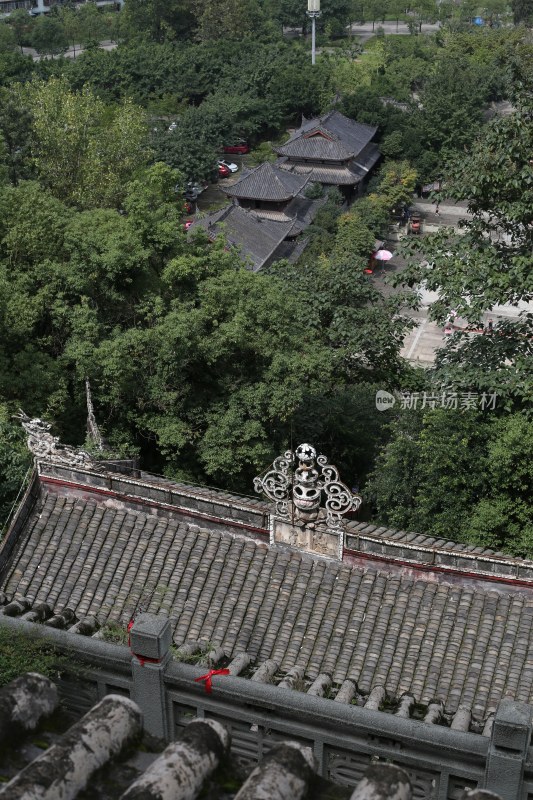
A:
[277, 161, 362, 185]
[223, 162, 310, 201]
[275, 111, 377, 161]
[4, 491, 533, 720]
[191, 204, 295, 271]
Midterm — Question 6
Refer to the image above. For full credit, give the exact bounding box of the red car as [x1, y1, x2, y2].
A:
[183, 220, 193, 231]
[223, 141, 250, 155]
[218, 163, 231, 178]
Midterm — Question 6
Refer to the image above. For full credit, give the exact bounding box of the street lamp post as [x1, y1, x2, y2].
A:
[307, 0, 321, 65]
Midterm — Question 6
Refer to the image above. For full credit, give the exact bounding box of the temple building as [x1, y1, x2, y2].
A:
[190, 111, 381, 270]
[192, 162, 328, 270]
[2, 419, 531, 798]
[273, 110, 381, 198]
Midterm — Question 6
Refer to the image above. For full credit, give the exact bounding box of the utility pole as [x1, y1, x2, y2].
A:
[307, 0, 321, 65]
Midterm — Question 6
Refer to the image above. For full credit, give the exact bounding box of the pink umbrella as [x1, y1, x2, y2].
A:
[374, 249, 394, 261]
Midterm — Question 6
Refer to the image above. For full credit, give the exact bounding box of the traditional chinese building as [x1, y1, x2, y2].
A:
[190, 203, 299, 272]
[189, 112, 381, 270]
[192, 163, 327, 270]
[1, 420, 532, 798]
[273, 110, 381, 198]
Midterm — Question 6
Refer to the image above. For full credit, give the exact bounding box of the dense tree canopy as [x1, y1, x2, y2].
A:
[0, 2, 531, 557]
[398, 84, 533, 407]
[366, 409, 533, 557]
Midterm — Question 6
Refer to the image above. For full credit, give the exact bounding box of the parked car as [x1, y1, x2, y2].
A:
[183, 220, 194, 231]
[218, 163, 231, 178]
[217, 158, 238, 173]
[168, 122, 177, 132]
[223, 140, 250, 155]
[183, 181, 207, 201]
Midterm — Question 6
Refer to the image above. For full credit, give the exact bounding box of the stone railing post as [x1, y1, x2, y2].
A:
[484, 698, 532, 800]
[130, 613, 172, 741]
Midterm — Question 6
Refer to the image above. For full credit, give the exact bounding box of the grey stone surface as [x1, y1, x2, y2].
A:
[130, 614, 171, 661]
[234, 742, 316, 800]
[0, 695, 142, 800]
[0, 673, 58, 744]
[120, 718, 230, 800]
[364, 686, 385, 711]
[349, 764, 411, 799]
[252, 660, 279, 684]
[484, 699, 532, 800]
[0, 622, 521, 798]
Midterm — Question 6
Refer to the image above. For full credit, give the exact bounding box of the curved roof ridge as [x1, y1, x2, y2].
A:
[223, 161, 310, 201]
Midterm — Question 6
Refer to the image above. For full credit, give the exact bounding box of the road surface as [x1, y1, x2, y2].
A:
[371, 203, 531, 366]
[349, 20, 441, 42]
[22, 39, 117, 61]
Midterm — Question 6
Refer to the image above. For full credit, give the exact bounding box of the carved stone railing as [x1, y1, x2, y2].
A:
[0, 614, 531, 800]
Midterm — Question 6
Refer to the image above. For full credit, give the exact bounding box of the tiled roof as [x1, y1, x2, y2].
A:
[223, 163, 310, 201]
[352, 142, 381, 175]
[190, 205, 295, 271]
[276, 141, 381, 186]
[4, 490, 533, 722]
[274, 135, 353, 161]
[275, 111, 377, 161]
[278, 161, 360, 185]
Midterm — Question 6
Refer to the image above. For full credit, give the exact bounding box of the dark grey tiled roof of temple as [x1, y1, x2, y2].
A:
[2, 477, 533, 723]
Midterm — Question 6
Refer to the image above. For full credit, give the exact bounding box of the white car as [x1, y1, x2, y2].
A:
[217, 158, 238, 173]
[168, 122, 177, 132]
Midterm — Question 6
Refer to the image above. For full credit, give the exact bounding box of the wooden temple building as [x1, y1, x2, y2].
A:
[190, 111, 381, 271]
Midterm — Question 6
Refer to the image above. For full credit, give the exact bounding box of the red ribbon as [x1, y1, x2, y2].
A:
[134, 654, 161, 667]
[194, 669, 230, 694]
[127, 618, 134, 648]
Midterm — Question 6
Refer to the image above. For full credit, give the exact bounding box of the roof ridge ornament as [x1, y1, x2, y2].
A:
[254, 443, 361, 531]
[16, 410, 95, 468]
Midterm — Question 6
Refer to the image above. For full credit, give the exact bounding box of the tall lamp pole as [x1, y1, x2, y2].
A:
[307, 0, 321, 65]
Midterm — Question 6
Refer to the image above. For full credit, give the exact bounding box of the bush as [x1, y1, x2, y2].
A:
[304, 181, 324, 199]
[99, 621, 129, 645]
[0, 627, 63, 687]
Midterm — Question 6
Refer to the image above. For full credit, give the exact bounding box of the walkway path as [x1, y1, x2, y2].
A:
[22, 39, 117, 61]
[371, 200, 531, 366]
[349, 20, 441, 41]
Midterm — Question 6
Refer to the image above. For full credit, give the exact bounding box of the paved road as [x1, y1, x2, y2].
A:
[349, 20, 441, 42]
[22, 39, 117, 61]
[371, 203, 531, 366]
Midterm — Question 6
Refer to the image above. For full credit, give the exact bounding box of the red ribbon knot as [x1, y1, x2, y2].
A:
[195, 669, 230, 694]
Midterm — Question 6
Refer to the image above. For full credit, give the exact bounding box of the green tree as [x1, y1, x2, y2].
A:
[195, 0, 264, 40]
[409, 0, 438, 31]
[31, 15, 68, 57]
[0, 404, 31, 530]
[365, 0, 389, 30]
[121, 0, 196, 42]
[418, 49, 489, 156]
[334, 211, 376, 261]
[23, 77, 148, 208]
[480, 0, 509, 27]
[511, 0, 533, 23]
[366, 408, 533, 556]
[6, 8, 32, 52]
[399, 86, 533, 406]
[373, 159, 417, 211]
[468, 415, 533, 556]
[0, 22, 17, 54]
[0, 87, 33, 185]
